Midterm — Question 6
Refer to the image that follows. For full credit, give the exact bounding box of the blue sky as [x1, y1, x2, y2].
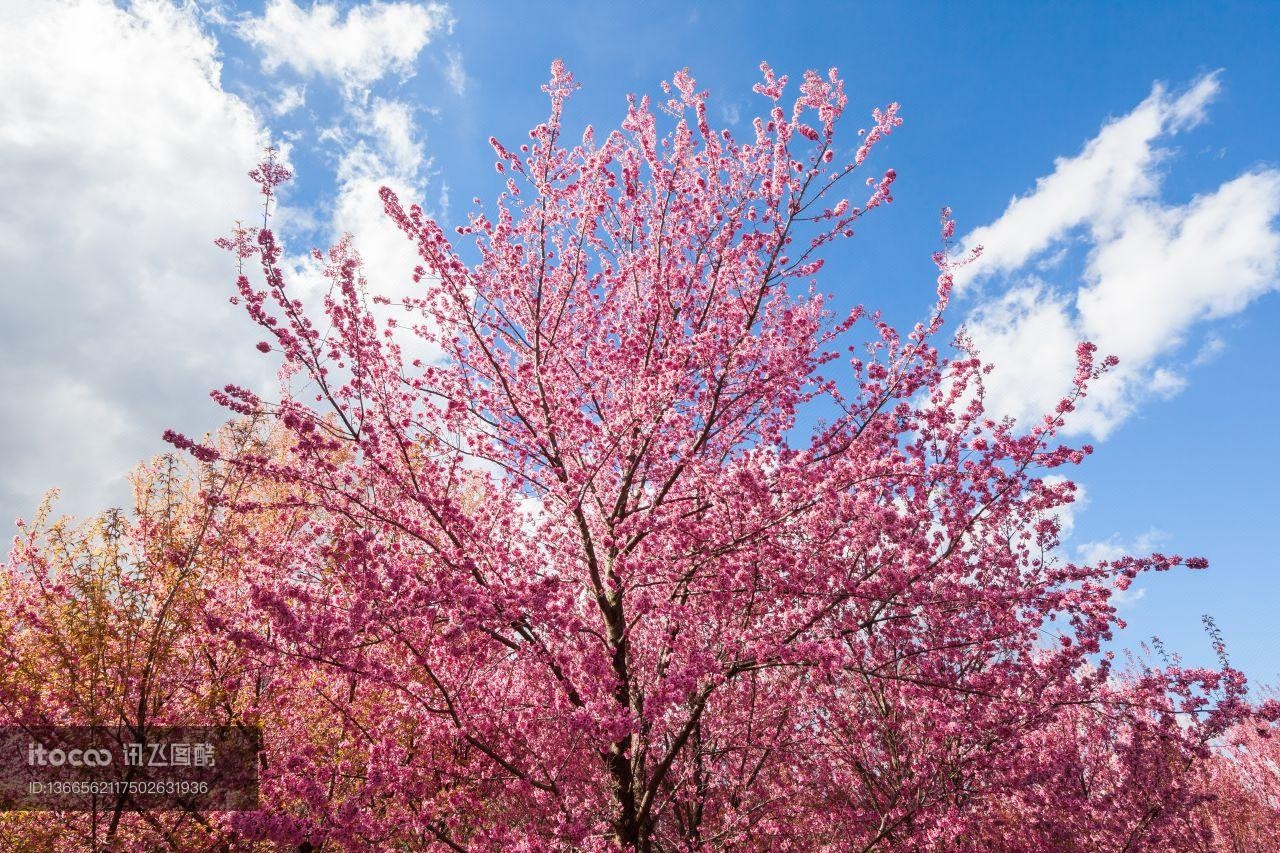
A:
[2, 1, 1278, 681]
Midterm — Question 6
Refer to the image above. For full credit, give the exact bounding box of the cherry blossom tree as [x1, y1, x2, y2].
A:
[0, 422, 436, 851]
[166, 62, 1259, 850]
[1178, 691, 1280, 849]
[0, 442, 261, 850]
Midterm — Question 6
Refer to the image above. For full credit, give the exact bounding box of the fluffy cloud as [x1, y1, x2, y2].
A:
[959, 74, 1280, 438]
[0, 0, 457, 529]
[330, 145, 426, 307]
[0, 0, 270, 521]
[958, 74, 1220, 286]
[444, 50, 468, 95]
[274, 94, 441, 373]
[328, 98, 443, 360]
[239, 0, 451, 92]
[273, 84, 307, 116]
[965, 283, 1081, 427]
[237, 0, 450, 352]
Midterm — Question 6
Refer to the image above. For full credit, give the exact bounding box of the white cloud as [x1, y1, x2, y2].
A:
[239, 0, 451, 92]
[958, 74, 1221, 287]
[281, 96, 441, 366]
[305, 96, 429, 300]
[958, 74, 1280, 439]
[1192, 333, 1226, 366]
[965, 283, 1080, 427]
[331, 143, 427, 303]
[444, 50, 467, 95]
[1146, 367, 1187, 399]
[273, 84, 307, 115]
[0, 0, 271, 521]
[365, 98, 425, 175]
[1077, 528, 1165, 566]
[1111, 586, 1148, 609]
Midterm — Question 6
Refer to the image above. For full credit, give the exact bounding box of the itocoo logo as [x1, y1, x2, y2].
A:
[27, 743, 112, 767]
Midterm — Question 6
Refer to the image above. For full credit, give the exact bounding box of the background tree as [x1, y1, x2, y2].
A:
[0, 442, 257, 850]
